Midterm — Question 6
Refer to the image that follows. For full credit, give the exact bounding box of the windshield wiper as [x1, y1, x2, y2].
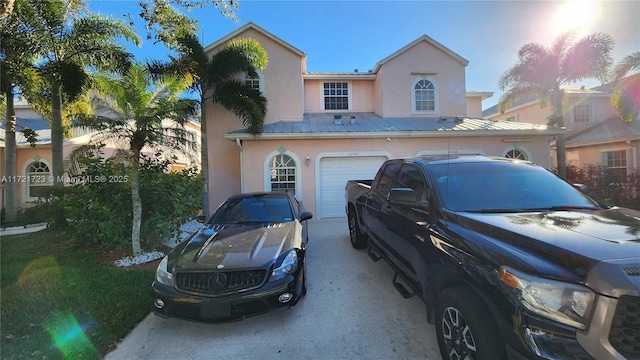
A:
[547, 205, 602, 211]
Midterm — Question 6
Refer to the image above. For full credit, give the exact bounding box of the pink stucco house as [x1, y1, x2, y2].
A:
[204, 23, 563, 218]
[483, 77, 640, 182]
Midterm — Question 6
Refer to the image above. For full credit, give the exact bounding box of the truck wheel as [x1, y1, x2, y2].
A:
[435, 287, 505, 360]
[347, 209, 367, 249]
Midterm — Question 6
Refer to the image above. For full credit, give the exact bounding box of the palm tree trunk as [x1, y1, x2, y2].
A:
[3, 90, 17, 221]
[51, 83, 64, 186]
[553, 87, 567, 179]
[200, 95, 210, 219]
[130, 148, 142, 256]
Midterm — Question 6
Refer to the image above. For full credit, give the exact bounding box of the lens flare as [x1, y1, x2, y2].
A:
[44, 312, 99, 359]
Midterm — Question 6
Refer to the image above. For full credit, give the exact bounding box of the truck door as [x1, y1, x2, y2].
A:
[363, 161, 400, 250]
[384, 163, 431, 285]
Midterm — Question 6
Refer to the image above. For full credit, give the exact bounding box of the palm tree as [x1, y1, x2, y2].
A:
[149, 34, 268, 218]
[498, 30, 614, 179]
[75, 63, 198, 256]
[611, 51, 640, 122]
[28, 0, 139, 190]
[0, 0, 44, 221]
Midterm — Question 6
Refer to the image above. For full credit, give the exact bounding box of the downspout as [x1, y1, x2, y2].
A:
[236, 138, 244, 193]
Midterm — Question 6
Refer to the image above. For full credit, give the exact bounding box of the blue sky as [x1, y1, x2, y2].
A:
[89, 0, 640, 108]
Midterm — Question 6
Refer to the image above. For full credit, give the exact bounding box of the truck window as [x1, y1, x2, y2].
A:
[395, 164, 427, 200]
[374, 162, 400, 195]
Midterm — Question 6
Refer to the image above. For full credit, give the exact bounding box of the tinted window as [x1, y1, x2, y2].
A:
[395, 164, 427, 200]
[374, 162, 400, 195]
[210, 196, 294, 223]
[429, 161, 600, 211]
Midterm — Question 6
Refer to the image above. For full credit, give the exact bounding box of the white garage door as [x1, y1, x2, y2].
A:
[319, 156, 387, 218]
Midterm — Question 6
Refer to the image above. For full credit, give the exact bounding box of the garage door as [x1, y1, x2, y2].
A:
[318, 156, 387, 218]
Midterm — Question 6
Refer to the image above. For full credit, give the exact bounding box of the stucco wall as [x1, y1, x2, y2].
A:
[375, 41, 467, 117]
[236, 135, 551, 216]
[303, 79, 375, 113]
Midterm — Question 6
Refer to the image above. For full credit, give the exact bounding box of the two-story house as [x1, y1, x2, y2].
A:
[483, 78, 640, 183]
[205, 23, 563, 218]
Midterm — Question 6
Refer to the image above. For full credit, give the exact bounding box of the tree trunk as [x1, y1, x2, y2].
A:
[51, 83, 64, 186]
[130, 148, 142, 256]
[553, 87, 567, 179]
[3, 90, 17, 221]
[200, 95, 210, 219]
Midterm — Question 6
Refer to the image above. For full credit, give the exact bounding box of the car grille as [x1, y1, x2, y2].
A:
[608, 295, 640, 358]
[175, 270, 267, 295]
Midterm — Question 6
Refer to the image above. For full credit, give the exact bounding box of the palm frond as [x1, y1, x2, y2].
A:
[562, 32, 614, 83]
[614, 51, 640, 79]
[214, 79, 267, 136]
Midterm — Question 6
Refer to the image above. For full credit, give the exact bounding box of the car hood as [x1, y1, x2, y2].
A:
[171, 222, 299, 271]
[457, 207, 640, 281]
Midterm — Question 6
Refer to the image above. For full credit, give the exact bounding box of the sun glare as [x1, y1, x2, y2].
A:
[551, 0, 601, 35]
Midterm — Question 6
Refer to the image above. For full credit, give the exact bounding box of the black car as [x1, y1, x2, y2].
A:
[152, 192, 313, 322]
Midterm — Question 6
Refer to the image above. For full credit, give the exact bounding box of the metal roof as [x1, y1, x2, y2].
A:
[566, 117, 640, 147]
[226, 112, 562, 140]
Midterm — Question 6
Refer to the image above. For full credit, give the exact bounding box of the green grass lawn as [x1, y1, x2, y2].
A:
[1, 229, 155, 359]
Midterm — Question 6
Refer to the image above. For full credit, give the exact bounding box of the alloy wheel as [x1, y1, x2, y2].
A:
[441, 306, 477, 360]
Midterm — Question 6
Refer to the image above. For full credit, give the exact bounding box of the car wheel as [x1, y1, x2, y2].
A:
[435, 287, 506, 360]
[301, 262, 307, 296]
[348, 207, 367, 249]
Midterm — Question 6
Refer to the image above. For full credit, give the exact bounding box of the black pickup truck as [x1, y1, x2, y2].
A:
[345, 155, 640, 360]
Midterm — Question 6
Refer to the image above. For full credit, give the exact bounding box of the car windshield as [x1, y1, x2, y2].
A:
[429, 161, 601, 212]
[209, 196, 294, 224]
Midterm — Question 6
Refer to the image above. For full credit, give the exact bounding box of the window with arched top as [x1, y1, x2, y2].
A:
[26, 161, 52, 198]
[411, 77, 438, 114]
[268, 154, 297, 195]
[504, 149, 528, 160]
[242, 70, 265, 94]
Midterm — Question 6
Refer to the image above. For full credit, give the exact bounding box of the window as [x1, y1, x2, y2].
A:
[323, 82, 349, 110]
[242, 71, 264, 94]
[505, 115, 519, 122]
[26, 161, 52, 198]
[411, 77, 438, 114]
[395, 164, 427, 200]
[603, 150, 628, 183]
[505, 149, 528, 160]
[572, 104, 591, 123]
[373, 162, 400, 195]
[269, 154, 296, 195]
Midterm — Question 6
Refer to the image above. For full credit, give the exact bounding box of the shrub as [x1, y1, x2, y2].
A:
[565, 163, 640, 210]
[63, 152, 202, 250]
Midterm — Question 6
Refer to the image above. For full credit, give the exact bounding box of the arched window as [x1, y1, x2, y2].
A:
[504, 148, 528, 160]
[412, 77, 438, 114]
[268, 154, 296, 195]
[243, 70, 264, 94]
[26, 161, 52, 198]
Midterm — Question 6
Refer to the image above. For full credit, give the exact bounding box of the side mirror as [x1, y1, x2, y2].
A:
[388, 188, 417, 203]
[573, 183, 587, 192]
[300, 212, 313, 221]
[195, 215, 207, 223]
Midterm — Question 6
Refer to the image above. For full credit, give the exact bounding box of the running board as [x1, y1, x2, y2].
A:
[392, 273, 415, 299]
[367, 245, 382, 262]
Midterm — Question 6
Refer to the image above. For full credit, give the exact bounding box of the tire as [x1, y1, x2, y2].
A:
[435, 286, 506, 360]
[347, 207, 367, 249]
[301, 261, 307, 296]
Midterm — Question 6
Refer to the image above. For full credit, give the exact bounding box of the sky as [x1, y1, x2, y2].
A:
[88, 0, 640, 109]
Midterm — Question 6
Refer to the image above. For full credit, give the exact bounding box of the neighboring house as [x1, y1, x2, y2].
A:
[483, 76, 640, 183]
[0, 97, 201, 210]
[204, 23, 563, 218]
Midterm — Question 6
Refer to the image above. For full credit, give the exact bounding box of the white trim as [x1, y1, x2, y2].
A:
[203, 22, 306, 57]
[21, 158, 53, 202]
[320, 81, 352, 111]
[411, 76, 439, 115]
[315, 151, 392, 218]
[242, 70, 265, 95]
[505, 114, 519, 122]
[570, 103, 594, 124]
[263, 150, 302, 200]
[304, 73, 376, 80]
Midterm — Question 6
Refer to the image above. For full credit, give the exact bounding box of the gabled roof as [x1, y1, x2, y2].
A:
[225, 112, 562, 140]
[203, 22, 306, 58]
[565, 117, 640, 147]
[372, 34, 469, 73]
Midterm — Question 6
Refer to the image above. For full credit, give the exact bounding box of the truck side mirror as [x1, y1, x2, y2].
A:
[388, 188, 417, 203]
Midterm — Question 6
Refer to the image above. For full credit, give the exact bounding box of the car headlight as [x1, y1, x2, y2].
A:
[270, 250, 298, 282]
[155, 256, 174, 286]
[499, 266, 595, 330]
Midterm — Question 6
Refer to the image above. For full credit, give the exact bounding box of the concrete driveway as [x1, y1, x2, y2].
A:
[105, 219, 442, 360]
